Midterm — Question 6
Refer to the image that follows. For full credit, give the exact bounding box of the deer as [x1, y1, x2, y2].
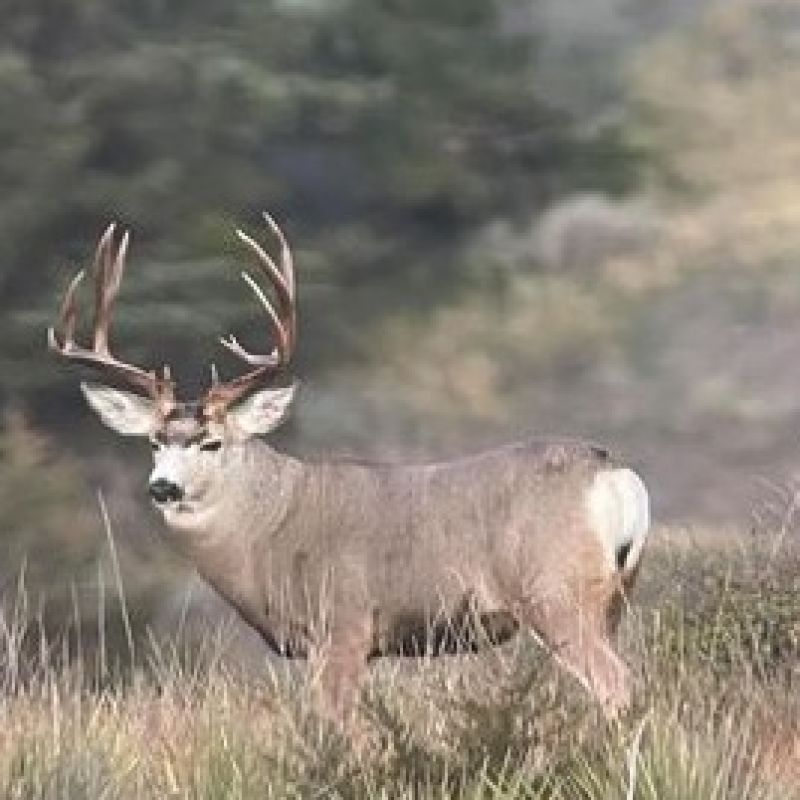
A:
[48, 213, 650, 726]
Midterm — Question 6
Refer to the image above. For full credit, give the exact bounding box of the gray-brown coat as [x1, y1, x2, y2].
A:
[51, 215, 651, 723]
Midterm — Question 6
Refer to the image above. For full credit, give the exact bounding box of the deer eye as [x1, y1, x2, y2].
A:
[200, 439, 222, 453]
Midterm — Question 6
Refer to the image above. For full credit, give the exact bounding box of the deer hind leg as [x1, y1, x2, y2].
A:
[557, 628, 631, 718]
[520, 593, 631, 718]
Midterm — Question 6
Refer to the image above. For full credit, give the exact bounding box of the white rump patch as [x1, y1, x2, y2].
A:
[586, 468, 650, 574]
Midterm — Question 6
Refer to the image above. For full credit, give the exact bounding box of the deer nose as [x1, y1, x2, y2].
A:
[148, 478, 183, 504]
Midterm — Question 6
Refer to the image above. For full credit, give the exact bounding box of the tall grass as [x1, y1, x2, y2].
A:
[1, 526, 799, 798]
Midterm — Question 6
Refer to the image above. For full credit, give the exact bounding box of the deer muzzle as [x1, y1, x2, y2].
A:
[149, 478, 184, 504]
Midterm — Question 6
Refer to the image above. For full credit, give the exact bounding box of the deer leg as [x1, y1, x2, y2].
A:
[315, 649, 368, 726]
[558, 631, 631, 718]
[520, 595, 631, 718]
[311, 620, 372, 729]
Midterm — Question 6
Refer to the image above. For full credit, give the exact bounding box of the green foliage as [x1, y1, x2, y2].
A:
[648, 577, 800, 682]
[0, 0, 641, 409]
[640, 540, 800, 684]
[0, 411, 98, 592]
[0, 413, 182, 672]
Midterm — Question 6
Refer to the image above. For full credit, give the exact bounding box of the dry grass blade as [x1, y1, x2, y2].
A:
[1, 528, 799, 798]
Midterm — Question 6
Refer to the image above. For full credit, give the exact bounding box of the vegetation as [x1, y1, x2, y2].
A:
[4, 1, 800, 795]
[0, 414, 186, 664]
[3, 0, 799, 516]
[1, 528, 799, 798]
[1, 0, 638, 406]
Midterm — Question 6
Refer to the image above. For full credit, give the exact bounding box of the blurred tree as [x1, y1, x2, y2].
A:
[0, 0, 641, 414]
[0, 409, 184, 663]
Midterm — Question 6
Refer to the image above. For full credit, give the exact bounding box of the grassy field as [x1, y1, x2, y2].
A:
[1, 525, 799, 799]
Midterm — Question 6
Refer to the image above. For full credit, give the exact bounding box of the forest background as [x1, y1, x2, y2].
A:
[4, 0, 800, 639]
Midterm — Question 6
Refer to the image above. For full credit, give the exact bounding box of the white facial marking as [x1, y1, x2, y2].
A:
[79, 380, 294, 533]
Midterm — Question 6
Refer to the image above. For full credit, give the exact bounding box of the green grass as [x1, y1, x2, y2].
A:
[1, 527, 799, 798]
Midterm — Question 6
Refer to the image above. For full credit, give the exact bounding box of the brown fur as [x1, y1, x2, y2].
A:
[60, 218, 648, 727]
[149, 435, 645, 723]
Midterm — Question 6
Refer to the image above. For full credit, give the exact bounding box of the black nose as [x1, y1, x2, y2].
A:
[149, 478, 183, 504]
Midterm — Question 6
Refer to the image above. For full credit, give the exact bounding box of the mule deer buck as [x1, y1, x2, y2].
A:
[48, 214, 650, 723]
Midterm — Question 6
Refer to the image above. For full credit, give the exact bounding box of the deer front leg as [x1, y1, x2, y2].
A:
[310, 618, 372, 729]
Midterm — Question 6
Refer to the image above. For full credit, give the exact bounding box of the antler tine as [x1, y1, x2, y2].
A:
[262, 210, 296, 353]
[224, 214, 296, 369]
[92, 224, 129, 356]
[262, 211, 295, 294]
[227, 229, 293, 362]
[48, 224, 175, 406]
[219, 271, 284, 364]
[48, 269, 86, 352]
[204, 213, 297, 412]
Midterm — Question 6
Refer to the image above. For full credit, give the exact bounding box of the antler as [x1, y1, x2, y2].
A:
[48, 223, 175, 410]
[49, 215, 295, 418]
[203, 212, 297, 413]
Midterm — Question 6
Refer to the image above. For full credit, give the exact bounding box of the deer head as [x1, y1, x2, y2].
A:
[48, 214, 298, 518]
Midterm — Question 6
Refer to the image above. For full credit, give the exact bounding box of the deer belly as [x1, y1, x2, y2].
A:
[372, 605, 519, 658]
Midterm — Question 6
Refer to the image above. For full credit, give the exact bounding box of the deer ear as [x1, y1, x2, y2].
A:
[228, 384, 296, 438]
[80, 382, 155, 437]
